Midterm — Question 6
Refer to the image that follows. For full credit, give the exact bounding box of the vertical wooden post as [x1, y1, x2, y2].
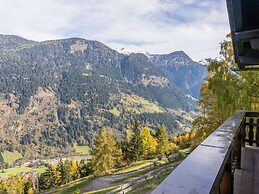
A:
[235, 118, 246, 169]
[256, 119, 259, 147]
[248, 118, 254, 146]
[220, 157, 233, 194]
[234, 134, 241, 169]
[240, 122, 246, 147]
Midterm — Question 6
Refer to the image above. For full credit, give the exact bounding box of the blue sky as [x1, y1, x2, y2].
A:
[0, 0, 230, 60]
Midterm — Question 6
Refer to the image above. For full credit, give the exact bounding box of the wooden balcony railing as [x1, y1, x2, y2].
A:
[152, 110, 259, 194]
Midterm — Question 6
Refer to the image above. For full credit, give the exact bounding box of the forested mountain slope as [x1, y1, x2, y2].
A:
[0, 35, 204, 158]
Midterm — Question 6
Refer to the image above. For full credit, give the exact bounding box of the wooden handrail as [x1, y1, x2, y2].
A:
[152, 111, 259, 194]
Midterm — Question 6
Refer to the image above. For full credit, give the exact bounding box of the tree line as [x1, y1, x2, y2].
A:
[0, 159, 91, 194]
[0, 121, 195, 193]
[38, 160, 91, 190]
[91, 121, 195, 175]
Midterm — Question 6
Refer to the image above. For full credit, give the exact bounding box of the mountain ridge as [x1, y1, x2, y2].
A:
[149, 51, 207, 98]
[0, 34, 204, 158]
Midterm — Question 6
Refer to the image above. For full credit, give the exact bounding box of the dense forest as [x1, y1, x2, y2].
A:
[0, 35, 203, 158]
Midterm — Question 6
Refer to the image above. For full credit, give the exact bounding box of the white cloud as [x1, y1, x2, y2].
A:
[0, 0, 230, 60]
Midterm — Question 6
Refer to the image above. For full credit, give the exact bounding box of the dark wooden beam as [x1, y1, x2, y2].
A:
[239, 56, 259, 65]
[235, 29, 259, 41]
[226, 0, 242, 67]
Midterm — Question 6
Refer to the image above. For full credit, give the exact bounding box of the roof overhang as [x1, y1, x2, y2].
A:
[226, 0, 259, 71]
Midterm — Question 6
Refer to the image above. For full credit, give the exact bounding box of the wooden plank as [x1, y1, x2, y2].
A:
[234, 169, 242, 194]
[253, 149, 259, 194]
[236, 29, 259, 41]
[226, 0, 244, 67]
[246, 112, 259, 118]
[235, 147, 259, 194]
[236, 67, 259, 71]
[239, 56, 259, 65]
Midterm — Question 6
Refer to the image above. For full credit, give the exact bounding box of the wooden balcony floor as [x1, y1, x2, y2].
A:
[234, 146, 259, 194]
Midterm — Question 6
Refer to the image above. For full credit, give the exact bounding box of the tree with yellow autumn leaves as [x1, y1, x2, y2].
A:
[173, 131, 196, 149]
[193, 34, 259, 144]
[140, 127, 157, 159]
[91, 128, 122, 175]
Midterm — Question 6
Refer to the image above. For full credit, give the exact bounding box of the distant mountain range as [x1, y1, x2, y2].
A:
[0, 35, 206, 158]
[149, 51, 207, 98]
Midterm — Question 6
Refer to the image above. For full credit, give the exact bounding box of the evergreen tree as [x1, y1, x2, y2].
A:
[39, 165, 56, 190]
[52, 164, 62, 187]
[127, 121, 142, 163]
[114, 143, 123, 167]
[78, 160, 91, 177]
[91, 128, 118, 175]
[57, 161, 72, 185]
[118, 140, 131, 163]
[38, 164, 61, 190]
[156, 125, 170, 159]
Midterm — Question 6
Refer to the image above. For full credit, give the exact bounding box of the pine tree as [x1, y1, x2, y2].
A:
[114, 144, 123, 167]
[39, 165, 59, 190]
[91, 128, 118, 175]
[50, 164, 62, 187]
[156, 125, 170, 159]
[39, 172, 51, 190]
[127, 121, 142, 163]
[57, 161, 72, 185]
[78, 160, 91, 177]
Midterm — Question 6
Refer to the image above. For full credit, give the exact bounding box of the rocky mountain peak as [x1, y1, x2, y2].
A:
[149, 51, 197, 67]
[148, 51, 207, 98]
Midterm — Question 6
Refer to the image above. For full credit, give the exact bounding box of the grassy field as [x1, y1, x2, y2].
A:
[128, 170, 172, 194]
[50, 159, 157, 194]
[179, 147, 191, 153]
[121, 94, 164, 114]
[0, 165, 46, 177]
[112, 165, 159, 183]
[85, 185, 120, 194]
[49, 176, 94, 194]
[1, 151, 23, 165]
[113, 156, 184, 184]
[0, 147, 91, 179]
[114, 159, 157, 174]
[45, 154, 186, 194]
[74, 145, 90, 155]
